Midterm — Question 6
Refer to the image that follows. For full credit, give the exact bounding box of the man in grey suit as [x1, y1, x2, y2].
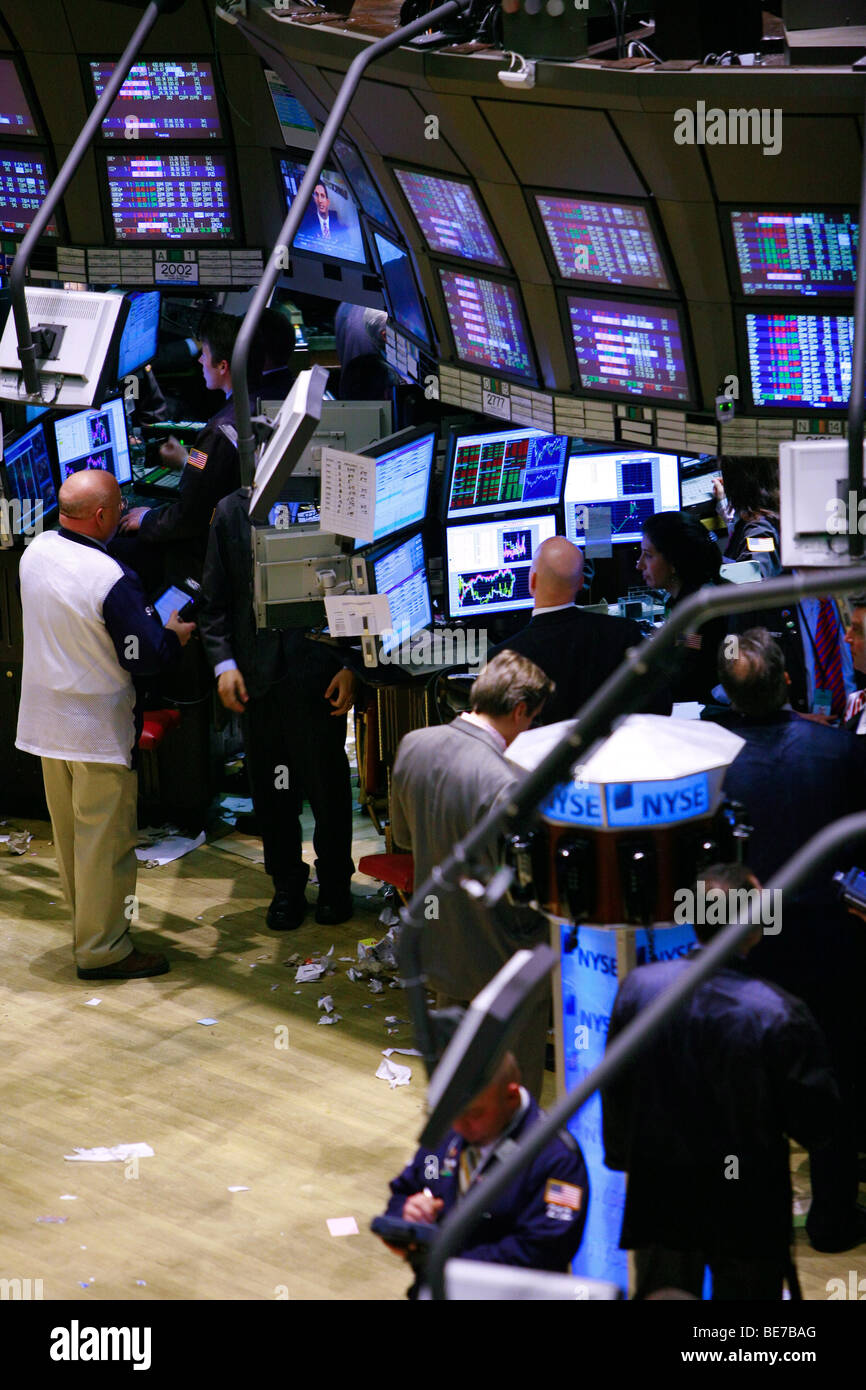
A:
[390, 650, 554, 1097]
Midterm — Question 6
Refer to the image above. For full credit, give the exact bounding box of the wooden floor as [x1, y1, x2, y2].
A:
[0, 808, 862, 1301]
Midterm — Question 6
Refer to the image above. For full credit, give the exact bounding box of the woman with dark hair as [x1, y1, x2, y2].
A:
[637, 510, 727, 704]
[713, 455, 781, 578]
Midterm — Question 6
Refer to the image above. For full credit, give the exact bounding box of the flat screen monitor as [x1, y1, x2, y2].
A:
[2, 418, 57, 528]
[335, 137, 396, 231]
[0, 59, 37, 138]
[566, 294, 692, 404]
[264, 69, 318, 150]
[372, 231, 430, 348]
[445, 512, 558, 619]
[104, 151, 234, 242]
[563, 449, 681, 547]
[116, 290, 160, 379]
[53, 397, 132, 486]
[679, 457, 720, 509]
[371, 530, 432, 656]
[444, 426, 569, 521]
[439, 268, 534, 382]
[89, 60, 222, 141]
[0, 148, 56, 236]
[394, 167, 505, 267]
[743, 311, 854, 410]
[534, 193, 671, 291]
[363, 426, 436, 543]
[279, 155, 366, 266]
[727, 207, 858, 298]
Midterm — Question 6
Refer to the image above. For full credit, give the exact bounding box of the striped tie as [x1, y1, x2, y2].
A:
[458, 1144, 482, 1194]
[815, 598, 847, 718]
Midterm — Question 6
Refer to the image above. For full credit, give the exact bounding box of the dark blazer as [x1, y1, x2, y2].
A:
[488, 606, 672, 724]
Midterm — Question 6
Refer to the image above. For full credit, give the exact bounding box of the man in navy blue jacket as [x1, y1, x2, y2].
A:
[378, 1052, 588, 1294]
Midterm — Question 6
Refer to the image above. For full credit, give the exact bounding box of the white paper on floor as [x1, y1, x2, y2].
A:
[227, 1186, 249, 1193]
[64, 1143, 154, 1162]
[382, 1047, 422, 1058]
[327, 1216, 359, 1237]
[135, 831, 205, 867]
[376, 1057, 411, 1088]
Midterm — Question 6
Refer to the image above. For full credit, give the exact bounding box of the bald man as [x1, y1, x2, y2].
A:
[487, 537, 671, 724]
[16, 471, 195, 980]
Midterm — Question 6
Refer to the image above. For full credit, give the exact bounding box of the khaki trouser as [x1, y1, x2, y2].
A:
[41, 758, 137, 970]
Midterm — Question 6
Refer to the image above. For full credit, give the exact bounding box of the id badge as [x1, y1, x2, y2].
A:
[813, 688, 832, 717]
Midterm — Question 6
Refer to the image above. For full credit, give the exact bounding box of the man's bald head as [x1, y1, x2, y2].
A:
[529, 536, 584, 609]
[59, 470, 123, 540]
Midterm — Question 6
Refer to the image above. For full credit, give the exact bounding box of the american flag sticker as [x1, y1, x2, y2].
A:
[544, 1179, 582, 1210]
[188, 448, 209, 470]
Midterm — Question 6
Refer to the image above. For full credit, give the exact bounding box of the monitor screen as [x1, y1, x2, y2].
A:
[445, 512, 558, 619]
[534, 193, 671, 291]
[90, 60, 222, 141]
[744, 311, 853, 410]
[439, 268, 534, 381]
[116, 290, 160, 379]
[0, 149, 55, 236]
[105, 151, 234, 242]
[53, 397, 132, 486]
[445, 427, 569, 520]
[264, 69, 318, 147]
[680, 458, 720, 509]
[373, 531, 431, 655]
[394, 168, 505, 267]
[0, 59, 37, 137]
[372, 231, 430, 347]
[366, 427, 436, 543]
[563, 449, 681, 547]
[566, 294, 691, 403]
[335, 138, 396, 230]
[3, 419, 57, 528]
[279, 156, 366, 265]
[728, 208, 858, 298]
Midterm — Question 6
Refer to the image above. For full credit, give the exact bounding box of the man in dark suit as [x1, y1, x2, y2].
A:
[198, 489, 357, 930]
[487, 536, 671, 724]
[297, 182, 346, 248]
[716, 628, 866, 1252]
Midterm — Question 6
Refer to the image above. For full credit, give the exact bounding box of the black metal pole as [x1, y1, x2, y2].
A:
[847, 87, 866, 558]
[425, 809, 866, 1299]
[230, 0, 472, 488]
[8, 0, 175, 398]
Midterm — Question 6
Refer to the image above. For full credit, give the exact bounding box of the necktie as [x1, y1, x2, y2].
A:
[458, 1144, 482, 1194]
[815, 598, 847, 718]
[321, 218, 329, 239]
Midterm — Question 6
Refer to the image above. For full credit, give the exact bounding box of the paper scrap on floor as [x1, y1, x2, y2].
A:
[65, 1143, 155, 1162]
[135, 830, 205, 866]
[376, 1057, 411, 1088]
[327, 1216, 359, 1237]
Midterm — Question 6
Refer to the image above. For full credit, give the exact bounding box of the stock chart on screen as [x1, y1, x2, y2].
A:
[445, 513, 558, 618]
[445, 426, 568, 520]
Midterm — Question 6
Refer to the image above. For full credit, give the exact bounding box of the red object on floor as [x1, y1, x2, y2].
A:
[358, 852, 414, 896]
[138, 709, 181, 751]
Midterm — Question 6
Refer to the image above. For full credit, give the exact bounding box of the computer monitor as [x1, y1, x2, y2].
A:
[445, 512, 558, 619]
[89, 59, 222, 141]
[0, 58, 38, 138]
[2, 418, 58, 529]
[565, 293, 692, 404]
[368, 529, 432, 657]
[371, 230, 431, 349]
[725, 207, 858, 298]
[278, 154, 366, 266]
[563, 449, 681, 547]
[679, 456, 720, 510]
[740, 310, 853, 411]
[52, 397, 132, 486]
[264, 69, 319, 151]
[438, 268, 535, 382]
[335, 137, 396, 232]
[533, 192, 672, 292]
[444, 426, 569, 521]
[0, 148, 56, 236]
[116, 290, 161, 380]
[393, 167, 506, 268]
[0, 287, 129, 409]
[103, 151, 235, 242]
[358, 425, 436, 544]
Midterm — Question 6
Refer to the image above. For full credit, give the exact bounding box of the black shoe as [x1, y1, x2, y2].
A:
[77, 947, 169, 980]
[315, 893, 354, 926]
[807, 1207, 866, 1253]
[267, 891, 308, 931]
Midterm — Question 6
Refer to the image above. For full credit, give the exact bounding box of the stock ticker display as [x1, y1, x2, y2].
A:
[90, 60, 222, 141]
[745, 311, 853, 408]
[535, 194, 671, 291]
[567, 295, 691, 402]
[0, 149, 55, 235]
[730, 209, 858, 297]
[439, 268, 534, 380]
[445, 512, 558, 618]
[394, 168, 505, 267]
[445, 427, 568, 520]
[106, 152, 234, 241]
[0, 59, 37, 137]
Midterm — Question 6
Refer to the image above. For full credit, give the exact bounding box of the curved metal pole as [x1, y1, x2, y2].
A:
[231, 0, 472, 487]
[425, 809, 866, 1299]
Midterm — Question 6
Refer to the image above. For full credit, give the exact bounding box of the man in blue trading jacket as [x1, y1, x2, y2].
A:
[378, 1051, 588, 1295]
[15, 470, 195, 980]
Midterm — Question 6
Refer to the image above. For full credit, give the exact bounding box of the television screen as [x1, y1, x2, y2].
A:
[116, 290, 160, 380]
[105, 151, 234, 242]
[372, 531, 432, 656]
[728, 208, 858, 298]
[0, 149, 55, 236]
[744, 311, 854, 410]
[90, 60, 222, 141]
[335, 138, 396, 230]
[3, 419, 57, 529]
[535, 193, 671, 291]
[372, 231, 430, 347]
[279, 155, 366, 266]
[563, 449, 681, 547]
[445, 512, 558, 619]
[566, 294, 691, 403]
[0, 59, 37, 138]
[394, 167, 505, 267]
[444, 426, 568, 520]
[264, 69, 318, 148]
[439, 268, 534, 381]
[53, 397, 132, 486]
